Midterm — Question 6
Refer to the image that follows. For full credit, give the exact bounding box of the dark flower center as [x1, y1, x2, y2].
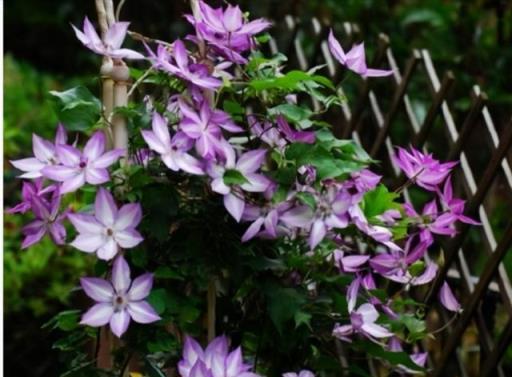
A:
[79, 161, 86, 168]
[106, 228, 114, 236]
[115, 296, 123, 305]
[214, 32, 224, 40]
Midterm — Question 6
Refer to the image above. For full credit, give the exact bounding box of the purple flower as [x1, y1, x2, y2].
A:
[142, 112, 204, 175]
[68, 188, 143, 260]
[438, 177, 480, 225]
[332, 303, 392, 342]
[42, 131, 124, 194]
[276, 116, 316, 144]
[7, 178, 56, 214]
[404, 200, 458, 246]
[72, 17, 144, 59]
[332, 250, 370, 274]
[178, 335, 260, 377]
[10, 125, 69, 179]
[394, 147, 457, 191]
[349, 204, 402, 252]
[21, 189, 67, 249]
[179, 99, 243, 158]
[148, 41, 222, 89]
[439, 281, 461, 313]
[80, 256, 160, 338]
[207, 142, 270, 222]
[186, 1, 271, 63]
[328, 30, 393, 78]
[241, 193, 292, 242]
[308, 187, 352, 249]
[283, 371, 315, 377]
[248, 116, 287, 151]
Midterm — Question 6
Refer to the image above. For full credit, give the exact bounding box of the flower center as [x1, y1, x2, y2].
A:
[113, 294, 127, 311]
[106, 228, 114, 236]
[79, 161, 86, 168]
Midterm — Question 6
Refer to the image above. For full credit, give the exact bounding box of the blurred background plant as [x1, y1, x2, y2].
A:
[4, 0, 511, 376]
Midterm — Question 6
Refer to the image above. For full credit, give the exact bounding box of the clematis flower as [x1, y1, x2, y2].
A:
[394, 147, 457, 191]
[10, 124, 69, 179]
[148, 41, 222, 89]
[72, 17, 144, 59]
[349, 204, 402, 251]
[80, 256, 160, 337]
[439, 281, 461, 312]
[248, 116, 287, 151]
[308, 187, 353, 249]
[438, 177, 480, 225]
[141, 112, 204, 175]
[404, 200, 458, 246]
[332, 303, 392, 342]
[186, 1, 271, 63]
[7, 178, 56, 214]
[240, 188, 292, 242]
[42, 131, 124, 194]
[283, 371, 315, 377]
[207, 141, 270, 222]
[21, 189, 67, 249]
[332, 250, 370, 274]
[68, 188, 143, 260]
[178, 335, 260, 377]
[179, 99, 243, 159]
[328, 30, 393, 78]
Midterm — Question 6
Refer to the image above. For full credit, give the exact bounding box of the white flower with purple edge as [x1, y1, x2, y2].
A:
[68, 188, 143, 260]
[80, 256, 160, 338]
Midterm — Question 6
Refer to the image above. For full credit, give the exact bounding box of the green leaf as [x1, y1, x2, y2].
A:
[154, 266, 184, 280]
[223, 169, 249, 185]
[363, 185, 400, 218]
[296, 192, 316, 209]
[355, 340, 425, 371]
[409, 261, 426, 277]
[269, 104, 313, 123]
[145, 357, 167, 377]
[294, 311, 312, 329]
[146, 288, 169, 315]
[42, 310, 81, 331]
[49, 86, 101, 131]
[265, 285, 306, 334]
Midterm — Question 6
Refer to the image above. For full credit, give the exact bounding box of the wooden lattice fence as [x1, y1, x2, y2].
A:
[265, 15, 512, 377]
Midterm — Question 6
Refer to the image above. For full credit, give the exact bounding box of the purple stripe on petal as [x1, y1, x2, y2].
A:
[97, 237, 118, 261]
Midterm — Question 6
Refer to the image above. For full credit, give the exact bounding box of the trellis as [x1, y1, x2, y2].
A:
[267, 15, 512, 376]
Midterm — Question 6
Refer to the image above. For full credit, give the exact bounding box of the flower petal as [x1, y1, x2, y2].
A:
[115, 229, 143, 249]
[112, 255, 131, 293]
[80, 303, 114, 327]
[97, 237, 119, 261]
[115, 203, 142, 230]
[68, 213, 103, 234]
[70, 233, 106, 253]
[128, 273, 154, 301]
[104, 21, 129, 50]
[224, 193, 245, 222]
[80, 277, 114, 302]
[83, 132, 106, 160]
[93, 149, 124, 168]
[127, 301, 161, 323]
[95, 188, 118, 226]
[110, 309, 131, 338]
